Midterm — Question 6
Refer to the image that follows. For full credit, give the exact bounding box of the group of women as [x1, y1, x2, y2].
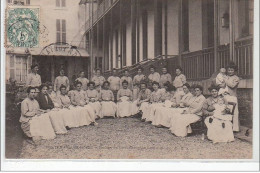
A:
[21, 62, 240, 144]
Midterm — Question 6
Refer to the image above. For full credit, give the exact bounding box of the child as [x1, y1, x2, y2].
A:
[216, 68, 228, 96]
[99, 81, 117, 118]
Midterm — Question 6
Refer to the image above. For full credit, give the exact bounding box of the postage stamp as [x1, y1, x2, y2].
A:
[6, 7, 40, 48]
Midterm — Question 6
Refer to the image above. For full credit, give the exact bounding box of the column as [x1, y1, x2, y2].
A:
[131, 0, 137, 65]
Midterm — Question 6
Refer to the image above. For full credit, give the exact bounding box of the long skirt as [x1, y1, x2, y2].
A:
[60, 106, 80, 128]
[27, 113, 56, 139]
[142, 103, 164, 122]
[48, 110, 68, 134]
[153, 106, 186, 128]
[72, 105, 96, 126]
[170, 113, 201, 137]
[205, 115, 234, 143]
[88, 102, 101, 118]
[224, 95, 239, 132]
[100, 101, 117, 118]
[117, 96, 132, 118]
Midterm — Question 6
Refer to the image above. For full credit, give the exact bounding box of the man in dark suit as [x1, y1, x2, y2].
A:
[36, 84, 54, 111]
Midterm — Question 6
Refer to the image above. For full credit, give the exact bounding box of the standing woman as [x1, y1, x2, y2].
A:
[133, 67, 146, 101]
[75, 71, 89, 91]
[223, 62, 240, 132]
[99, 81, 117, 118]
[142, 81, 164, 122]
[54, 69, 70, 95]
[117, 80, 133, 118]
[107, 68, 121, 102]
[91, 68, 106, 92]
[170, 85, 206, 137]
[159, 66, 172, 88]
[86, 81, 101, 118]
[26, 64, 42, 88]
[148, 65, 160, 90]
[203, 85, 234, 143]
[120, 69, 133, 90]
[173, 66, 186, 94]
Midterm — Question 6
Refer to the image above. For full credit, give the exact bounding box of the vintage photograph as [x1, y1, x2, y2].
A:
[4, 0, 254, 160]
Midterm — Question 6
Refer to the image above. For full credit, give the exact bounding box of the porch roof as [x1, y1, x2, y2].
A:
[6, 47, 90, 57]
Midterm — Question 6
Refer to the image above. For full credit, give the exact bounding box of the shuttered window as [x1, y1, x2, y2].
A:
[56, 19, 66, 44]
[9, 55, 28, 83]
[56, 0, 66, 7]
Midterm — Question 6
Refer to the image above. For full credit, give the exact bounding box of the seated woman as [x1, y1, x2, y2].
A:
[20, 87, 56, 142]
[47, 83, 60, 108]
[142, 81, 164, 122]
[132, 82, 151, 116]
[152, 82, 178, 127]
[99, 81, 117, 118]
[169, 84, 206, 137]
[56, 85, 80, 128]
[117, 80, 133, 118]
[203, 85, 234, 143]
[86, 81, 101, 119]
[36, 84, 67, 134]
[153, 83, 194, 128]
[71, 81, 97, 126]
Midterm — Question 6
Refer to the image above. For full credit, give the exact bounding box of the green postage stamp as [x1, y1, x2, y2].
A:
[6, 7, 40, 48]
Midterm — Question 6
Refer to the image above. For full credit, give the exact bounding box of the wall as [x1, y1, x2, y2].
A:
[30, 0, 81, 48]
[147, 5, 154, 59]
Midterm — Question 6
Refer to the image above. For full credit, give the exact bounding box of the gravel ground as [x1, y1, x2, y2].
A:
[20, 117, 252, 159]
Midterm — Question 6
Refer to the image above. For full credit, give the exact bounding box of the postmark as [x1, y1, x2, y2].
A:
[6, 7, 40, 48]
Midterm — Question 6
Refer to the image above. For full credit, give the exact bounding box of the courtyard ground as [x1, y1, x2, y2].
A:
[18, 117, 252, 159]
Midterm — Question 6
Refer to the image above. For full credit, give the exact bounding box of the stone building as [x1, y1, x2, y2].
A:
[5, 0, 90, 84]
[77, 0, 254, 127]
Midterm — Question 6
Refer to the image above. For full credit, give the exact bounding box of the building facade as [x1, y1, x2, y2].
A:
[78, 0, 253, 127]
[5, 0, 90, 85]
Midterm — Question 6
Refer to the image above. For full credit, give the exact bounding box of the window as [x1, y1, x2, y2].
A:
[202, 0, 214, 48]
[12, 0, 30, 5]
[10, 55, 28, 83]
[237, 0, 253, 38]
[182, 0, 189, 52]
[56, 0, 66, 7]
[56, 19, 66, 44]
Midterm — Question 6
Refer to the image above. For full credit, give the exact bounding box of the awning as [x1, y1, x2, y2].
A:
[29, 47, 90, 57]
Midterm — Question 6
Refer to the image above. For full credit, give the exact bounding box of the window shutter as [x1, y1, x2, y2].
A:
[62, 0, 66, 7]
[56, 0, 60, 7]
[56, 19, 61, 43]
[62, 20, 66, 43]
[26, 0, 30, 5]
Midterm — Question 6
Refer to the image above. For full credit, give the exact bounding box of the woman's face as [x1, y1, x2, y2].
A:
[80, 72, 85, 78]
[124, 71, 129, 76]
[227, 68, 235, 76]
[211, 89, 218, 98]
[28, 89, 36, 99]
[104, 83, 109, 89]
[140, 84, 146, 91]
[137, 69, 142, 74]
[162, 68, 167, 74]
[41, 86, 48, 94]
[152, 84, 159, 91]
[89, 84, 94, 90]
[96, 70, 101, 76]
[48, 86, 53, 93]
[183, 86, 189, 94]
[195, 88, 202, 96]
[33, 66, 39, 73]
[122, 83, 128, 89]
[190, 88, 196, 96]
[61, 88, 67, 95]
[60, 70, 65, 76]
[76, 84, 82, 91]
[176, 69, 181, 76]
[150, 68, 155, 73]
